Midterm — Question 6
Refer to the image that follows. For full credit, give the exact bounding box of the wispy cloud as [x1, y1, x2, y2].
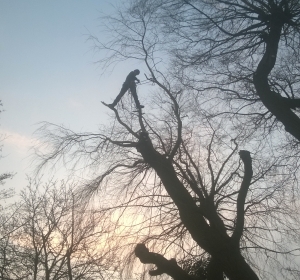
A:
[0, 129, 42, 156]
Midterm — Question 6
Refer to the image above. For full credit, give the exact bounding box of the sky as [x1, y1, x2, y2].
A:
[0, 0, 142, 197]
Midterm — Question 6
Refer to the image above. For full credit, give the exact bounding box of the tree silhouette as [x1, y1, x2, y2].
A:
[0, 180, 121, 280]
[36, 1, 300, 279]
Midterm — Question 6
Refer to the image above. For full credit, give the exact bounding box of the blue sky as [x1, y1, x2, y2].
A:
[0, 0, 142, 194]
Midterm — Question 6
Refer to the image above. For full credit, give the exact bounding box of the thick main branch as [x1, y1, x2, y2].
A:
[135, 244, 198, 280]
[232, 150, 253, 245]
[137, 132, 259, 280]
[253, 6, 300, 141]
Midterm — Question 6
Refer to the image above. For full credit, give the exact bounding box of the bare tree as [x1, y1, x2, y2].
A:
[0, 102, 17, 279]
[1, 180, 121, 280]
[147, 0, 300, 139]
[34, 1, 300, 279]
[34, 101, 300, 279]
[0, 101, 14, 199]
[0, 206, 23, 280]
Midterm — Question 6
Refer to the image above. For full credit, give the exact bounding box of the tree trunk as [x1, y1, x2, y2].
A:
[137, 133, 259, 280]
[254, 8, 300, 142]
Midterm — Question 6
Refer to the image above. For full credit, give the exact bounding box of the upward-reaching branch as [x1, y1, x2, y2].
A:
[232, 150, 253, 245]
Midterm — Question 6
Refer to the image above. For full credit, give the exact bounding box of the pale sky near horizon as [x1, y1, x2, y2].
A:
[0, 0, 143, 197]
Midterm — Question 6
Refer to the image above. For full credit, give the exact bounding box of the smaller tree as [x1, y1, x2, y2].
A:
[3, 180, 121, 280]
[0, 101, 14, 200]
